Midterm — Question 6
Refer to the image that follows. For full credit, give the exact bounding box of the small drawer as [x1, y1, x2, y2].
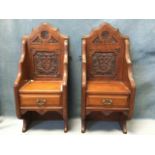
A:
[20, 94, 61, 107]
[86, 95, 128, 108]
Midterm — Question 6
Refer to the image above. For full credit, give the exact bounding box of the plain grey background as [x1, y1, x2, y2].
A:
[0, 19, 155, 119]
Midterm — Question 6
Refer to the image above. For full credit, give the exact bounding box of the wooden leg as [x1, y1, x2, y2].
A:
[63, 107, 68, 133]
[81, 119, 86, 133]
[119, 114, 127, 134]
[22, 118, 29, 133]
[64, 119, 68, 133]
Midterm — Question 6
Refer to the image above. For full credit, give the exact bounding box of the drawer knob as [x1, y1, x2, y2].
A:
[36, 99, 47, 107]
[102, 99, 112, 105]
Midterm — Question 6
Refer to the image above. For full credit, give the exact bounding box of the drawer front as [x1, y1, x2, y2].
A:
[87, 95, 128, 107]
[20, 94, 61, 107]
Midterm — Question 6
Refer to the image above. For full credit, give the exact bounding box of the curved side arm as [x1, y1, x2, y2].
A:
[62, 39, 68, 88]
[124, 38, 136, 118]
[124, 38, 136, 90]
[62, 39, 69, 122]
[81, 39, 87, 121]
[82, 39, 87, 89]
[14, 37, 28, 118]
[14, 37, 28, 88]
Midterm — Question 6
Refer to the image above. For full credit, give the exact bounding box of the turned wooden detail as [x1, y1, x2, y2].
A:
[14, 23, 69, 132]
[81, 22, 136, 134]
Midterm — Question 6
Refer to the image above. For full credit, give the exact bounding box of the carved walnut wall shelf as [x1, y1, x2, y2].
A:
[81, 22, 136, 134]
[14, 23, 69, 132]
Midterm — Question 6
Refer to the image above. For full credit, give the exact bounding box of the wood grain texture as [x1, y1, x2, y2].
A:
[81, 22, 136, 133]
[20, 94, 61, 107]
[19, 81, 63, 93]
[86, 95, 128, 107]
[87, 81, 130, 95]
[14, 23, 69, 132]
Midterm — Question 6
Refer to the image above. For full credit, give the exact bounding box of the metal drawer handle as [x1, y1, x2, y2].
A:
[102, 99, 112, 105]
[36, 98, 47, 107]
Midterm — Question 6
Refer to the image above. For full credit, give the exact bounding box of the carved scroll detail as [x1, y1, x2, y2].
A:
[48, 36, 58, 43]
[93, 36, 101, 43]
[32, 36, 42, 44]
[33, 51, 59, 77]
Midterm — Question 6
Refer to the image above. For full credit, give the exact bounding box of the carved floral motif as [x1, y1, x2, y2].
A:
[33, 51, 59, 76]
[91, 52, 117, 77]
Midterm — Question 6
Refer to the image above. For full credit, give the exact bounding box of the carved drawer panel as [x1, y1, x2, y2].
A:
[86, 95, 128, 108]
[20, 94, 61, 107]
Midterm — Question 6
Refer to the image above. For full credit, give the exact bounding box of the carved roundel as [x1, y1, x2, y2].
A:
[33, 51, 60, 77]
[40, 31, 49, 39]
[91, 52, 117, 77]
[101, 31, 109, 39]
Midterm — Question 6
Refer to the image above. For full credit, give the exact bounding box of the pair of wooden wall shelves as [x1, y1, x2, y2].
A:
[14, 22, 135, 134]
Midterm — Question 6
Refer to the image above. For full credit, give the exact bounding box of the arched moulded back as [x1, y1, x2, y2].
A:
[84, 23, 126, 81]
[27, 23, 68, 80]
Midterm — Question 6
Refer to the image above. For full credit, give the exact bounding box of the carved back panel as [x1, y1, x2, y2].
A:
[27, 23, 68, 80]
[85, 23, 125, 81]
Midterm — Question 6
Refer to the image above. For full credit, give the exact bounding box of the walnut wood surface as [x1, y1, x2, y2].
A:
[87, 95, 128, 107]
[81, 22, 136, 133]
[20, 94, 61, 107]
[87, 81, 130, 95]
[19, 80, 63, 93]
[14, 23, 69, 132]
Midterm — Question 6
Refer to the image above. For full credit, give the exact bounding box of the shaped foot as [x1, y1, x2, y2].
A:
[22, 119, 29, 133]
[64, 121, 68, 133]
[81, 120, 86, 133]
[119, 116, 127, 134]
